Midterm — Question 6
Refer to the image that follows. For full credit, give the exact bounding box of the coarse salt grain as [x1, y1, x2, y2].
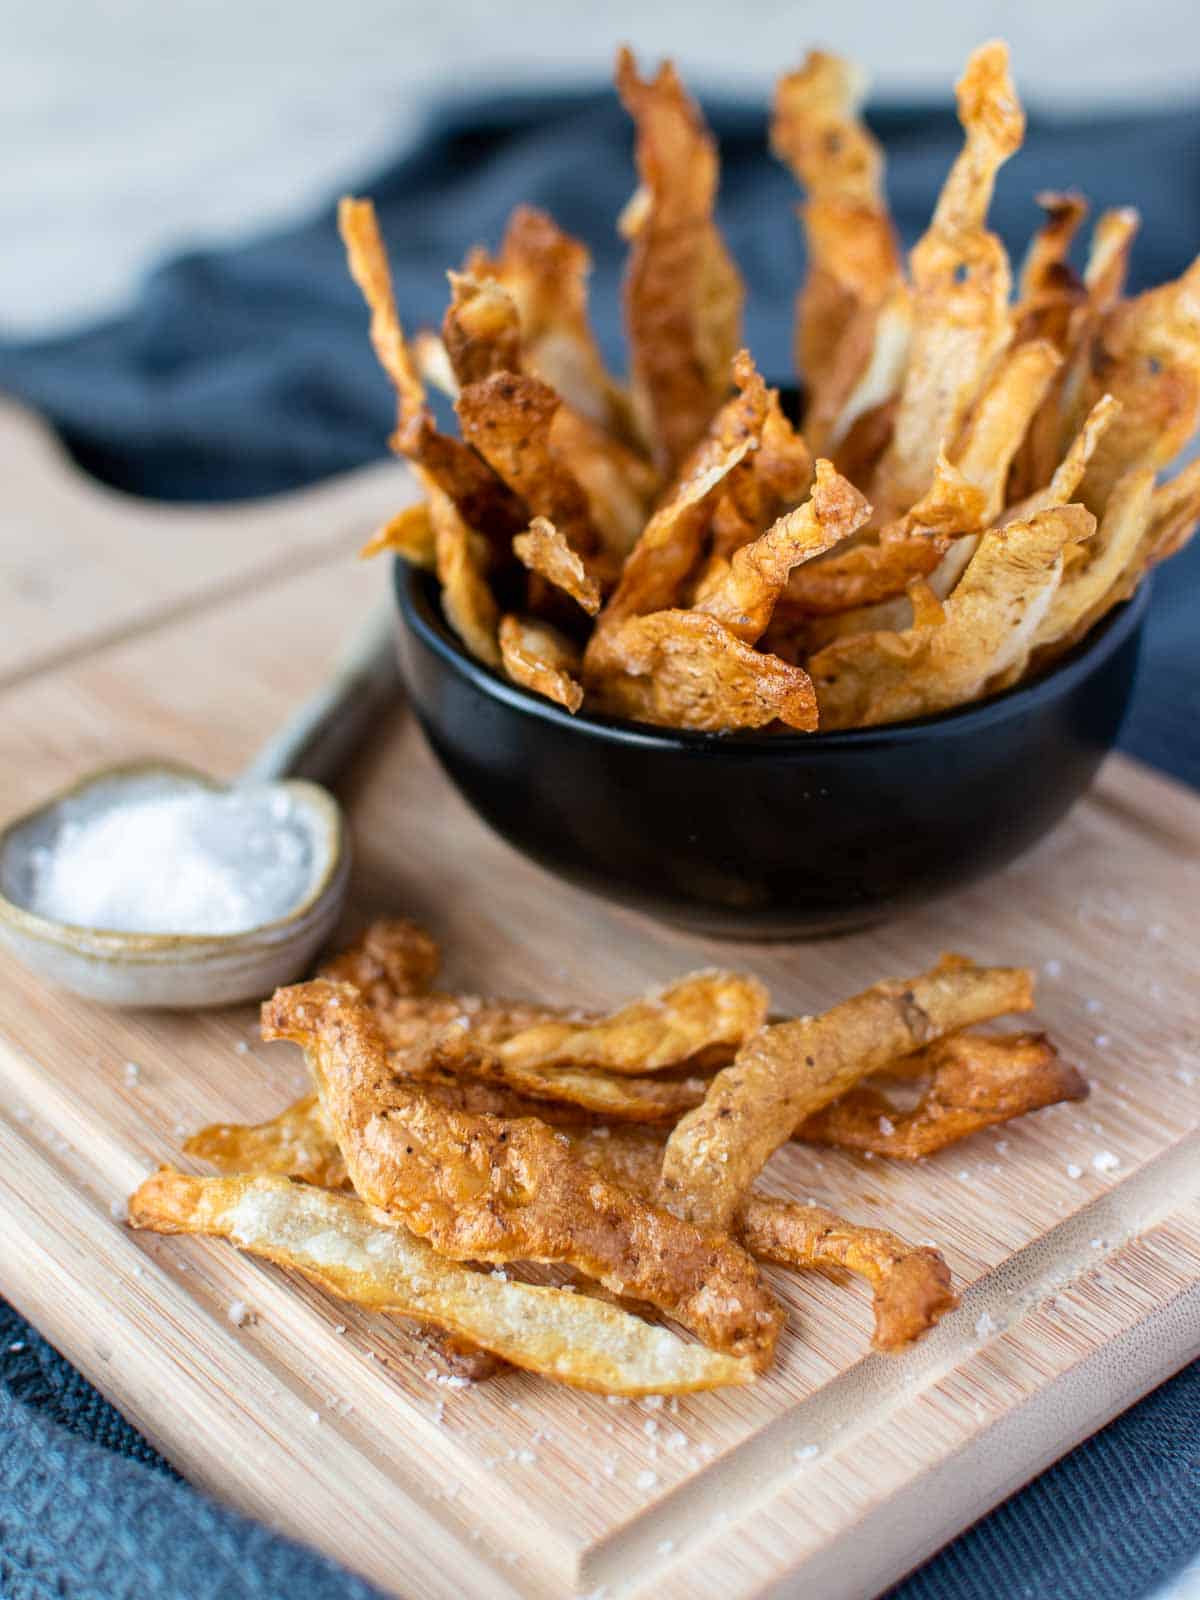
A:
[974, 1312, 999, 1339]
[123, 1061, 140, 1086]
[226, 1300, 251, 1328]
[794, 1444, 820, 1461]
[109, 1198, 128, 1223]
[1066, 1163, 1083, 1179]
[878, 1115, 895, 1136]
[234, 1040, 249, 1056]
[1093, 1150, 1121, 1173]
[635, 1470, 658, 1491]
[657, 1539, 675, 1556]
[28, 783, 318, 935]
[1043, 959, 1063, 978]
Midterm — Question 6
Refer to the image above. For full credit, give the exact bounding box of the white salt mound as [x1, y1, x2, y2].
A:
[29, 788, 315, 936]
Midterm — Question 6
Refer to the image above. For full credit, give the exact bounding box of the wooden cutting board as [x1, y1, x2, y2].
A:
[1, 400, 1198, 1600]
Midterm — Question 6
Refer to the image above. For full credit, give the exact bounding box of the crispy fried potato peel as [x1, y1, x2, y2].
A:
[129, 1172, 752, 1394]
[341, 42, 1200, 734]
[261, 981, 783, 1368]
[661, 955, 1035, 1230]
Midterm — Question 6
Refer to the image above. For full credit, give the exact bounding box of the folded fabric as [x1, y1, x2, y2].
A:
[1, 84, 1198, 1600]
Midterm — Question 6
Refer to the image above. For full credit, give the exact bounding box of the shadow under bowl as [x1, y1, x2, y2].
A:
[393, 561, 1149, 940]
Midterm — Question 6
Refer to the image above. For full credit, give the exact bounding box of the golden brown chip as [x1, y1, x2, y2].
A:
[1073, 256, 1200, 510]
[708, 388, 814, 566]
[1002, 393, 1122, 526]
[616, 47, 744, 471]
[1030, 465, 1154, 657]
[770, 52, 906, 454]
[498, 969, 768, 1076]
[809, 503, 1095, 728]
[471, 204, 634, 441]
[593, 609, 819, 733]
[798, 1031, 1088, 1158]
[319, 918, 441, 1004]
[359, 500, 436, 566]
[950, 339, 1062, 524]
[262, 981, 783, 1368]
[440, 272, 523, 386]
[659, 954, 1035, 1230]
[417, 1026, 708, 1121]
[870, 43, 1024, 519]
[694, 460, 871, 643]
[741, 1198, 958, 1350]
[1084, 207, 1141, 309]
[498, 615, 584, 713]
[129, 1171, 753, 1394]
[1013, 192, 1089, 348]
[586, 356, 768, 670]
[1143, 456, 1200, 566]
[512, 518, 601, 615]
[429, 487, 501, 666]
[571, 1126, 956, 1351]
[411, 329, 459, 400]
[457, 372, 602, 559]
[338, 196, 526, 544]
[186, 1094, 349, 1190]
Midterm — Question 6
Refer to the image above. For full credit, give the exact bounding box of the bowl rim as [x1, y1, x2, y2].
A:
[394, 558, 1151, 754]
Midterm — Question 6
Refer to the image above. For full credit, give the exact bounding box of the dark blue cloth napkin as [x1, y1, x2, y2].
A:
[1, 86, 1198, 1600]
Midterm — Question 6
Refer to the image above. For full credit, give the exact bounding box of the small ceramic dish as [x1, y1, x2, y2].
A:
[393, 561, 1149, 940]
[0, 763, 349, 1007]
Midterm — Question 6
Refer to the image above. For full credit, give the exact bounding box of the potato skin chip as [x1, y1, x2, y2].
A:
[498, 970, 768, 1076]
[593, 609, 819, 733]
[339, 196, 526, 545]
[360, 501, 436, 567]
[512, 518, 601, 616]
[498, 615, 584, 713]
[262, 981, 782, 1368]
[586, 357, 767, 673]
[809, 504, 1094, 729]
[457, 372, 601, 559]
[429, 487, 502, 667]
[707, 387, 814, 565]
[572, 1126, 956, 1351]
[129, 1171, 753, 1394]
[1143, 456, 1200, 567]
[186, 1094, 350, 1190]
[695, 460, 871, 644]
[1030, 466, 1153, 659]
[617, 47, 744, 471]
[1075, 257, 1200, 511]
[797, 1031, 1087, 1158]
[441, 272, 523, 386]
[320, 918, 441, 1004]
[660, 955, 1035, 1230]
[770, 52, 905, 454]
[739, 1198, 957, 1350]
[870, 44, 1023, 519]
[471, 204, 635, 441]
[416, 1026, 708, 1121]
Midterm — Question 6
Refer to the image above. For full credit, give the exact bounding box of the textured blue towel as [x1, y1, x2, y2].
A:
[1, 86, 1197, 1600]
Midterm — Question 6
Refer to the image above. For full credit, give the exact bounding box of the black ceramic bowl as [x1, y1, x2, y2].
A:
[394, 561, 1148, 939]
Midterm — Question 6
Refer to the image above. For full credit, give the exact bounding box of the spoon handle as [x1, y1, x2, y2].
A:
[238, 600, 399, 788]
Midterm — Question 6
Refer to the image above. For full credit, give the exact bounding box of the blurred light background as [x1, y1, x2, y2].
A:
[5, 0, 1200, 334]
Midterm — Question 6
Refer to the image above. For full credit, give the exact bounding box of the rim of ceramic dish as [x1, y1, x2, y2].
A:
[394, 559, 1151, 754]
[0, 760, 349, 961]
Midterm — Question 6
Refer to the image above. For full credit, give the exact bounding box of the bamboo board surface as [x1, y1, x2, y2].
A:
[0, 405, 1198, 1600]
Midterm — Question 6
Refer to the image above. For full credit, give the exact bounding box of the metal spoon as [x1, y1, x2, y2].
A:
[0, 605, 397, 1008]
